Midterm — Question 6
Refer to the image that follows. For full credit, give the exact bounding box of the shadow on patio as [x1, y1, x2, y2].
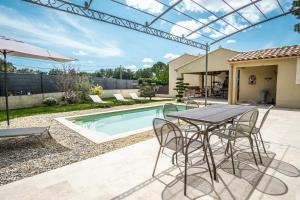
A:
[110, 139, 299, 200]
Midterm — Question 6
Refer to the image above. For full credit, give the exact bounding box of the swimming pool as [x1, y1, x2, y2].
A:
[56, 105, 187, 143]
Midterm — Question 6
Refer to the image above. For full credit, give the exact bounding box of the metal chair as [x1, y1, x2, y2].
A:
[209, 109, 260, 174]
[185, 100, 200, 110]
[152, 118, 211, 195]
[162, 103, 201, 136]
[252, 105, 274, 155]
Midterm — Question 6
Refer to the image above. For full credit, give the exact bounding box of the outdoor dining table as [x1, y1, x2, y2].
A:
[167, 104, 256, 181]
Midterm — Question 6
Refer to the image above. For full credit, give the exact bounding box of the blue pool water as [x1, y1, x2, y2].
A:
[71, 105, 187, 136]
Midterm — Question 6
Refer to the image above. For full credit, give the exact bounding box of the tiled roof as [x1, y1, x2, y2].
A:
[228, 45, 300, 62]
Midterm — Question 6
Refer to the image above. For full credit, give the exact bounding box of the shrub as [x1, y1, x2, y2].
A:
[76, 74, 93, 101]
[43, 97, 57, 106]
[90, 85, 104, 96]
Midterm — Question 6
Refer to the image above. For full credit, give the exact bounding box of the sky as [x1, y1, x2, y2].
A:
[0, 0, 299, 72]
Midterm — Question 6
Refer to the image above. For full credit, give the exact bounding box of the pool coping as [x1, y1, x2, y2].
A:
[54, 104, 175, 144]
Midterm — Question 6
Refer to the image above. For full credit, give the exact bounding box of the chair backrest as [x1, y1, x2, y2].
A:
[89, 95, 102, 103]
[153, 118, 184, 152]
[258, 105, 274, 130]
[185, 100, 200, 110]
[129, 93, 139, 99]
[162, 103, 178, 122]
[235, 109, 259, 135]
[114, 94, 125, 100]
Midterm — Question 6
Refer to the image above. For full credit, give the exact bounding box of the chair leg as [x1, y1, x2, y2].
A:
[248, 137, 258, 166]
[229, 140, 235, 175]
[152, 147, 162, 177]
[184, 151, 188, 196]
[253, 135, 263, 164]
[258, 131, 268, 155]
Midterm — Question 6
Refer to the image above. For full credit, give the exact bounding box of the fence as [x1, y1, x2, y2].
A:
[0, 72, 139, 96]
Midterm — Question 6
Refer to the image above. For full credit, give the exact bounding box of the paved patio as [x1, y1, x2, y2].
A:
[0, 107, 300, 200]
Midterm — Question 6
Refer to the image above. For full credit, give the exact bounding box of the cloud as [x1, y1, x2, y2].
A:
[126, 0, 163, 14]
[142, 64, 152, 68]
[164, 53, 180, 60]
[126, 65, 138, 71]
[226, 39, 236, 44]
[169, 0, 281, 39]
[142, 58, 154, 63]
[0, 6, 123, 58]
[73, 50, 87, 56]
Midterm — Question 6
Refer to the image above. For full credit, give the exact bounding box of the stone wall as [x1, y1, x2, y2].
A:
[0, 89, 139, 110]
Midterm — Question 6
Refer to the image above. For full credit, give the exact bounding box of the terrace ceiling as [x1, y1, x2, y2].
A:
[22, 0, 296, 51]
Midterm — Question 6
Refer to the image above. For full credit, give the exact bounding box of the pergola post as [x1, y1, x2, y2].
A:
[205, 43, 209, 106]
[3, 50, 10, 126]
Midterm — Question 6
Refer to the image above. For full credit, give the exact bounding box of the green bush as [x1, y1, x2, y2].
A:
[90, 85, 104, 96]
[42, 97, 58, 106]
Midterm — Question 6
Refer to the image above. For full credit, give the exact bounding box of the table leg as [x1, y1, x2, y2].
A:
[204, 131, 217, 181]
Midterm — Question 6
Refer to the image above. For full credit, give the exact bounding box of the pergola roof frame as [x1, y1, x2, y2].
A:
[21, 0, 297, 107]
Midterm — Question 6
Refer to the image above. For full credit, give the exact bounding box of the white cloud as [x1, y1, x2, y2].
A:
[164, 53, 180, 60]
[170, 19, 201, 39]
[142, 58, 154, 63]
[226, 39, 236, 44]
[0, 6, 123, 58]
[142, 64, 152, 68]
[169, 0, 280, 39]
[73, 50, 87, 56]
[126, 65, 138, 71]
[126, 0, 163, 14]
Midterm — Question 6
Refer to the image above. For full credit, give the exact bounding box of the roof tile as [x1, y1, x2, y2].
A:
[228, 45, 300, 62]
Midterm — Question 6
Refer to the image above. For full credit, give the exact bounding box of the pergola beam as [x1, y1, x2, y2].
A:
[276, 0, 285, 13]
[188, 0, 239, 31]
[22, 0, 208, 50]
[154, 0, 226, 36]
[250, 0, 268, 19]
[210, 9, 295, 45]
[222, 0, 253, 25]
[147, 0, 182, 26]
[110, 0, 215, 41]
[185, 0, 262, 38]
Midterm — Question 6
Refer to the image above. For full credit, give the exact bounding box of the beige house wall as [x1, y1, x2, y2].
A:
[238, 65, 277, 103]
[176, 48, 239, 74]
[168, 54, 198, 96]
[296, 58, 300, 84]
[229, 57, 300, 108]
[168, 48, 238, 97]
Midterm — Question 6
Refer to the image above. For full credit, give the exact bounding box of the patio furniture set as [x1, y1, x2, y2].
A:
[152, 101, 273, 196]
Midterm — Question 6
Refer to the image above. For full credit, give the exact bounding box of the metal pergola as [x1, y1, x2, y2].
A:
[21, 0, 297, 105]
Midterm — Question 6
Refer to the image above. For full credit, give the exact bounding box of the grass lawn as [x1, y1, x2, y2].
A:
[0, 98, 171, 122]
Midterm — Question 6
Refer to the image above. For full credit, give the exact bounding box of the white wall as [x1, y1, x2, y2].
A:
[0, 89, 139, 110]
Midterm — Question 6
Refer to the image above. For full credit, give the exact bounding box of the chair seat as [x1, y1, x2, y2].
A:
[211, 128, 249, 140]
[165, 136, 203, 154]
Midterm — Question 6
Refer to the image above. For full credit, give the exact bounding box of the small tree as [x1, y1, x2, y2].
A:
[292, 0, 300, 32]
[76, 74, 93, 101]
[174, 77, 189, 102]
[55, 66, 78, 103]
[138, 81, 157, 100]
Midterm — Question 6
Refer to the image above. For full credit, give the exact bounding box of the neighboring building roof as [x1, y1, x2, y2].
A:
[167, 53, 198, 64]
[176, 47, 239, 71]
[229, 45, 300, 62]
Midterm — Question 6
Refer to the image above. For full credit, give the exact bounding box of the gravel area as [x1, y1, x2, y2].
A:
[0, 102, 169, 186]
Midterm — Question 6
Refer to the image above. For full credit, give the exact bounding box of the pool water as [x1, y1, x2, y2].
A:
[71, 105, 187, 136]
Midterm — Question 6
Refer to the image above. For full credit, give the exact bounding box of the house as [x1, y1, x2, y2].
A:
[168, 47, 239, 97]
[228, 45, 300, 108]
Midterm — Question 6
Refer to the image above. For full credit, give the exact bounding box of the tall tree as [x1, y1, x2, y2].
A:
[152, 62, 169, 85]
[292, 0, 300, 32]
[0, 58, 15, 72]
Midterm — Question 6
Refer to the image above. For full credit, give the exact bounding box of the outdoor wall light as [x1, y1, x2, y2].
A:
[248, 75, 256, 85]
